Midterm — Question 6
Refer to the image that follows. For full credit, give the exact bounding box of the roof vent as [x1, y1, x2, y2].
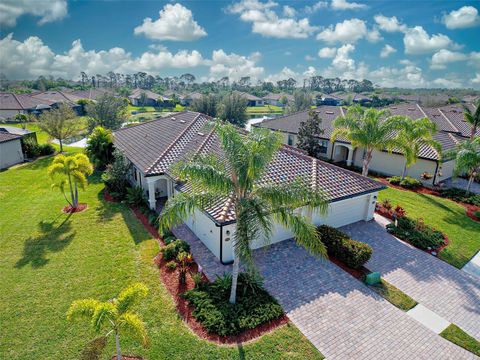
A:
[180, 119, 186, 123]
[171, 117, 176, 121]
[408, 108, 415, 111]
[197, 132, 205, 136]
[391, 106, 397, 109]
[326, 111, 334, 114]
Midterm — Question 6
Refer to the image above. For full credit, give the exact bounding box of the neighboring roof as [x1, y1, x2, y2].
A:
[67, 88, 111, 100]
[129, 88, 169, 101]
[184, 92, 203, 100]
[114, 111, 385, 224]
[30, 91, 82, 104]
[0, 131, 22, 144]
[0, 92, 53, 110]
[233, 91, 263, 101]
[263, 93, 293, 101]
[0, 126, 34, 136]
[462, 95, 479, 103]
[257, 103, 477, 161]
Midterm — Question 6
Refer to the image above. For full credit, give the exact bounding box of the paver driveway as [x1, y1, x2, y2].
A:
[173, 224, 478, 360]
[341, 215, 480, 341]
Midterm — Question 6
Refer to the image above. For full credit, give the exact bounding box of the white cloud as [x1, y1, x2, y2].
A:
[318, 47, 338, 58]
[134, 3, 207, 41]
[403, 26, 456, 55]
[264, 66, 298, 83]
[304, 1, 328, 14]
[331, 0, 367, 10]
[0, 33, 207, 80]
[303, 66, 317, 77]
[369, 64, 427, 88]
[472, 73, 480, 84]
[207, 49, 264, 81]
[317, 18, 378, 43]
[380, 44, 396, 58]
[432, 78, 463, 88]
[331, 44, 356, 71]
[0, 0, 67, 27]
[283, 5, 296, 17]
[373, 15, 407, 33]
[470, 52, 480, 68]
[442, 6, 480, 29]
[430, 49, 468, 70]
[305, 54, 316, 61]
[228, 0, 317, 38]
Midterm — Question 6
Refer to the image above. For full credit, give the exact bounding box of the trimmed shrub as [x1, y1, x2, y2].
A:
[182, 272, 284, 336]
[126, 186, 147, 207]
[388, 176, 422, 189]
[22, 138, 40, 158]
[166, 261, 177, 270]
[38, 143, 55, 155]
[474, 210, 480, 219]
[439, 188, 480, 206]
[317, 225, 372, 269]
[386, 217, 444, 250]
[160, 239, 191, 261]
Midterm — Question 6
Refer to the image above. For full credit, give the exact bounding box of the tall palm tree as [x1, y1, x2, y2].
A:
[331, 105, 402, 176]
[159, 122, 328, 304]
[67, 283, 148, 360]
[444, 137, 480, 193]
[394, 117, 441, 179]
[48, 153, 93, 209]
[463, 101, 480, 140]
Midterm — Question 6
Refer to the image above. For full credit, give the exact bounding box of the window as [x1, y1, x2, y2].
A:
[288, 134, 294, 146]
[319, 140, 328, 154]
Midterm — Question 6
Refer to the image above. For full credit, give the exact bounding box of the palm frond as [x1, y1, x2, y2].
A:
[116, 283, 149, 314]
[91, 302, 117, 332]
[118, 313, 148, 346]
[66, 299, 100, 322]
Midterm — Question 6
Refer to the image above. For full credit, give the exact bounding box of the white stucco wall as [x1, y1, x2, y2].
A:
[185, 209, 221, 259]
[0, 139, 24, 169]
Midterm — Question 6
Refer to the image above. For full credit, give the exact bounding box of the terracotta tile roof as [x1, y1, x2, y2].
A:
[129, 88, 171, 101]
[257, 103, 477, 161]
[114, 111, 384, 224]
[30, 91, 82, 104]
[0, 92, 54, 110]
[67, 88, 112, 100]
[0, 131, 22, 143]
[233, 91, 263, 101]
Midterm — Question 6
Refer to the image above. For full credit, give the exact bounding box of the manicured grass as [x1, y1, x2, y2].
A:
[368, 280, 417, 311]
[440, 324, 480, 356]
[246, 105, 283, 114]
[0, 154, 323, 359]
[378, 187, 480, 268]
[127, 105, 157, 113]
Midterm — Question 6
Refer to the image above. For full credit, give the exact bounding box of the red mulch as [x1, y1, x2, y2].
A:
[120, 193, 289, 345]
[62, 203, 87, 213]
[104, 190, 121, 203]
[328, 256, 369, 280]
[465, 203, 480, 222]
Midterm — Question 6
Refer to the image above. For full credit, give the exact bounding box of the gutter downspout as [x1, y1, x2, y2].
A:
[330, 141, 335, 161]
[432, 160, 440, 186]
[218, 223, 234, 265]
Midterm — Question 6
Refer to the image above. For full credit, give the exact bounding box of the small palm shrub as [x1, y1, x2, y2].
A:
[182, 272, 283, 336]
[22, 138, 41, 158]
[160, 239, 191, 261]
[126, 186, 147, 207]
[317, 225, 373, 269]
[177, 251, 193, 284]
[166, 261, 177, 270]
[39, 143, 55, 155]
[388, 176, 422, 189]
[387, 217, 444, 250]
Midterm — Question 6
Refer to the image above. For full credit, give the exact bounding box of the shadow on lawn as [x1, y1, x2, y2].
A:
[15, 214, 75, 269]
[417, 193, 455, 214]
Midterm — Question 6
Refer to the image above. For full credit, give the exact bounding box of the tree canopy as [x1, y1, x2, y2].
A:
[38, 103, 80, 152]
[86, 93, 128, 131]
[297, 110, 326, 158]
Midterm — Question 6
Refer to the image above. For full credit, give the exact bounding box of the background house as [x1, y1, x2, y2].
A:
[233, 91, 264, 106]
[256, 103, 478, 185]
[128, 88, 173, 107]
[263, 93, 293, 107]
[0, 131, 24, 169]
[113, 111, 384, 264]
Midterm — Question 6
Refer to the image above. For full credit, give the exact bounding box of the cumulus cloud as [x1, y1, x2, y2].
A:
[373, 15, 407, 32]
[207, 49, 264, 81]
[430, 49, 468, 70]
[442, 6, 480, 29]
[331, 0, 367, 10]
[282, 5, 296, 17]
[369, 64, 427, 88]
[0, 0, 67, 27]
[305, 54, 316, 61]
[432, 78, 463, 88]
[472, 73, 480, 84]
[318, 47, 338, 58]
[304, 1, 328, 14]
[403, 26, 456, 55]
[380, 44, 396, 58]
[134, 3, 207, 41]
[0, 33, 207, 80]
[317, 18, 378, 43]
[228, 0, 317, 38]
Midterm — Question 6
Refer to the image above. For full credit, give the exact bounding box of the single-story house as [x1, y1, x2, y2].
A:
[263, 93, 293, 107]
[0, 93, 55, 120]
[233, 91, 264, 107]
[353, 94, 373, 105]
[114, 111, 385, 264]
[0, 131, 24, 169]
[318, 93, 344, 106]
[128, 88, 172, 107]
[255, 103, 478, 186]
[181, 92, 203, 106]
[67, 88, 112, 101]
[30, 91, 83, 115]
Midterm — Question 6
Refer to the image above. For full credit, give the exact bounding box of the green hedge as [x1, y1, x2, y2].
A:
[160, 239, 191, 261]
[317, 225, 372, 269]
[387, 176, 422, 189]
[439, 188, 480, 206]
[182, 273, 283, 336]
[386, 217, 444, 250]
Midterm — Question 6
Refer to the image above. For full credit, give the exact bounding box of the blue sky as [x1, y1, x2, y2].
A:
[0, 0, 479, 88]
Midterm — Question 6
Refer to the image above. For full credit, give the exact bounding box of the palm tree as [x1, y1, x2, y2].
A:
[331, 105, 402, 176]
[67, 283, 148, 360]
[444, 137, 480, 193]
[159, 122, 328, 304]
[463, 101, 480, 140]
[48, 153, 93, 209]
[394, 117, 441, 179]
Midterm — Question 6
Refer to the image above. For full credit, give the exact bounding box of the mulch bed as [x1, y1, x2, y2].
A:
[62, 203, 87, 213]
[377, 178, 480, 222]
[328, 256, 369, 281]
[104, 189, 289, 345]
[104, 190, 121, 203]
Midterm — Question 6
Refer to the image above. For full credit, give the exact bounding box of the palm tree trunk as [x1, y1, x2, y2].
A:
[401, 161, 407, 180]
[471, 126, 477, 141]
[115, 332, 121, 360]
[466, 174, 474, 194]
[74, 182, 79, 208]
[67, 173, 75, 207]
[59, 139, 63, 153]
[229, 247, 240, 304]
[362, 149, 373, 176]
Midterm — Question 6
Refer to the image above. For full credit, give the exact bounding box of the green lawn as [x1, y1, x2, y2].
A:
[368, 279, 417, 311]
[0, 154, 322, 359]
[441, 324, 480, 356]
[127, 105, 157, 113]
[246, 105, 283, 114]
[378, 187, 480, 268]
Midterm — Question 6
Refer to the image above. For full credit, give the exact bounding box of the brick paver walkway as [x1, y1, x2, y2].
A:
[341, 215, 480, 341]
[173, 224, 478, 359]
